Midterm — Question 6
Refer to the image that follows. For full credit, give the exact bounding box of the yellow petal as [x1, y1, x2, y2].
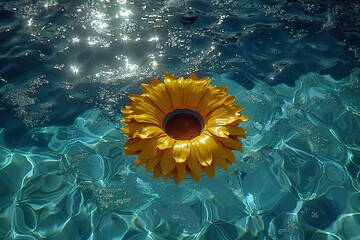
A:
[123, 103, 133, 109]
[151, 78, 162, 86]
[197, 89, 228, 116]
[122, 122, 153, 137]
[207, 115, 239, 126]
[208, 105, 243, 120]
[203, 132, 228, 158]
[240, 114, 249, 122]
[124, 138, 141, 148]
[133, 125, 164, 139]
[173, 140, 190, 163]
[123, 123, 164, 138]
[139, 137, 159, 160]
[157, 136, 175, 150]
[141, 83, 151, 94]
[153, 163, 162, 178]
[127, 138, 148, 152]
[199, 76, 211, 82]
[186, 149, 202, 178]
[173, 163, 186, 184]
[160, 148, 175, 174]
[230, 114, 249, 126]
[191, 135, 213, 166]
[135, 158, 148, 167]
[188, 170, 200, 182]
[228, 104, 244, 113]
[227, 126, 246, 138]
[185, 78, 210, 108]
[216, 136, 243, 152]
[196, 89, 211, 115]
[121, 108, 133, 115]
[224, 147, 236, 163]
[121, 117, 131, 123]
[129, 113, 161, 125]
[128, 94, 143, 102]
[120, 125, 130, 134]
[207, 126, 229, 138]
[146, 151, 163, 172]
[203, 164, 215, 178]
[173, 170, 180, 184]
[206, 93, 227, 110]
[186, 74, 198, 81]
[174, 168, 181, 184]
[124, 148, 140, 155]
[224, 96, 235, 105]
[208, 106, 229, 118]
[131, 95, 164, 119]
[124, 104, 133, 110]
[211, 86, 228, 93]
[163, 172, 172, 180]
[179, 77, 193, 106]
[164, 73, 182, 108]
[213, 155, 228, 170]
[142, 83, 172, 113]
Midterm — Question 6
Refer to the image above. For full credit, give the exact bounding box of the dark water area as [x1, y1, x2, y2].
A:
[0, 0, 360, 239]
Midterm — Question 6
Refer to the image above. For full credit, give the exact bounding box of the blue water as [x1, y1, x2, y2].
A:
[0, 0, 360, 239]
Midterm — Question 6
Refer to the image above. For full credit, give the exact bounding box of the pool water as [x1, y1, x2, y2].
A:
[0, 0, 360, 239]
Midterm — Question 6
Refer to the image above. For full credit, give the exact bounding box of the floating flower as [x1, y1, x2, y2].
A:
[121, 73, 248, 183]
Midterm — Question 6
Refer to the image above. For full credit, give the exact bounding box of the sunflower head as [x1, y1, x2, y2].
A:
[121, 73, 248, 183]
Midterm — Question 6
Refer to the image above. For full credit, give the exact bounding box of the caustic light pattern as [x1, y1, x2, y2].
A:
[121, 73, 248, 183]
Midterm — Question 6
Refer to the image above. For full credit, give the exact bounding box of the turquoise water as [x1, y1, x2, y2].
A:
[1, 0, 360, 239]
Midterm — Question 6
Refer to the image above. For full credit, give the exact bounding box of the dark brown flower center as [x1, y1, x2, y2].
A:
[163, 109, 203, 140]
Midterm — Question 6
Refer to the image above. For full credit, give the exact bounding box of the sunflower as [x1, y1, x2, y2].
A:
[121, 73, 248, 183]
